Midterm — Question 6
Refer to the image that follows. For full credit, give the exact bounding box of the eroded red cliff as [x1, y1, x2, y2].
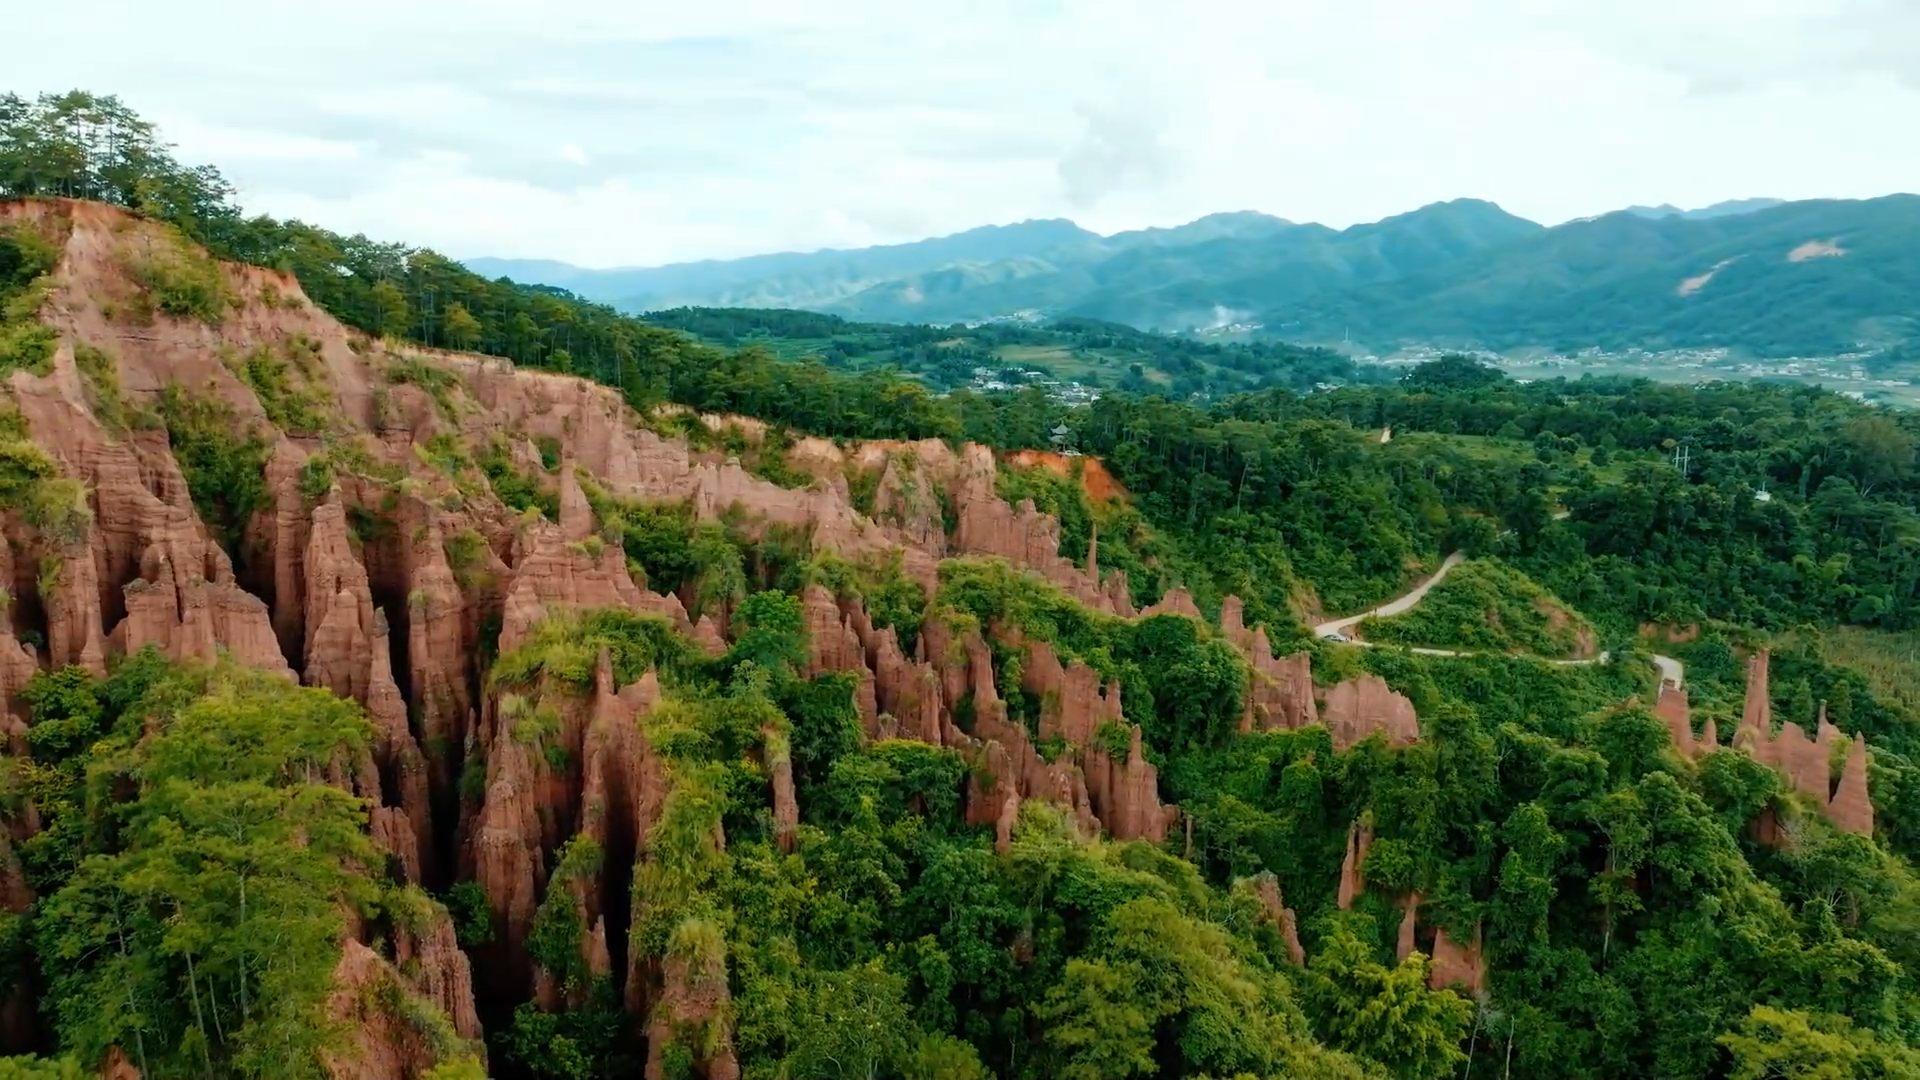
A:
[0, 198, 1473, 1079]
[1722, 649, 1873, 837]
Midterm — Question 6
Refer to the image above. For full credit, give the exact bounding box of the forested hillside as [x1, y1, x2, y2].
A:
[1, 89, 1919, 1080]
[1275, 196, 1920, 357]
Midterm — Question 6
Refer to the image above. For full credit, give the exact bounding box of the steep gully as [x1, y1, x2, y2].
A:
[0, 199, 1872, 1077]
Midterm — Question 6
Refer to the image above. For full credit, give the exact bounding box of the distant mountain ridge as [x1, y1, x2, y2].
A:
[470, 194, 1920, 358]
[467, 218, 1105, 313]
[1621, 198, 1787, 221]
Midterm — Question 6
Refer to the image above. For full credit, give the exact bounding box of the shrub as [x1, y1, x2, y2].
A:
[0, 226, 61, 376]
[23, 477, 93, 546]
[232, 345, 330, 435]
[444, 528, 491, 589]
[386, 355, 461, 418]
[158, 383, 270, 556]
[73, 341, 143, 432]
[36, 555, 62, 602]
[123, 226, 230, 324]
[324, 436, 407, 485]
[490, 608, 698, 694]
[0, 439, 55, 506]
[298, 456, 334, 502]
[348, 504, 398, 546]
[1362, 558, 1594, 659]
[0, 321, 56, 377]
[442, 881, 494, 948]
[417, 432, 471, 476]
[811, 549, 929, 653]
[478, 438, 559, 519]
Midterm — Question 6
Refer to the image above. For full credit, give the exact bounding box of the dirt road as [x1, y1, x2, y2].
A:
[1310, 551, 1679, 684]
[1312, 552, 1468, 638]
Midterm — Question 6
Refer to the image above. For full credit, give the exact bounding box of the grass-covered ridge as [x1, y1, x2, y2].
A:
[1361, 558, 1596, 659]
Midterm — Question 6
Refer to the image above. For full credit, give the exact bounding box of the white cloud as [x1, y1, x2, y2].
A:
[11, 1, 1919, 266]
[153, 115, 363, 164]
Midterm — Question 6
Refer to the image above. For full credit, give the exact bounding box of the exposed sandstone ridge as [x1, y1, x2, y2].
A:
[1733, 651, 1872, 836]
[1223, 595, 1419, 751]
[1337, 818, 1374, 910]
[1243, 872, 1307, 965]
[801, 583, 878, 727]
[498, 500, 701, 657]
[1320, 675, 1421, 752]
[1222, 598, 1317, 733]
[857, 607, 948, 745]
[1141, 587, 1201, 620]
[1396, 893, 1421, 962]
[0, 199, 1453, 1077]
[8, 378, 288, 677]
[1388, 893, 1489, 998]
[396, 911, 484, 1044]
[958, 629, 1102, 843]
[472, 651, 667, 1011]
[1022, 638, 1123, 749]
[644, 940, 742, 1080]
[1655, 649, 1872, 837]
[950, 444, 1134, 614]
[323, 936, 478, 1080]
[1653, 682, 1718, 759]
[1135, 586, 1421, 752]
[1428, 922, 1489, 998]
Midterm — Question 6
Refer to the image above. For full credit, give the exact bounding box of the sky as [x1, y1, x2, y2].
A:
[15, 1, 1920, 267]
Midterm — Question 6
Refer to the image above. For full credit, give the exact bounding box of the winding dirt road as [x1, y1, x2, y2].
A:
[1312, 552, 1469, 638]
[1310, 551, 1682, 684]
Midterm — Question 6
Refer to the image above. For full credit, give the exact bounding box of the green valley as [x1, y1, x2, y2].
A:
[639, 307, 1376, 398]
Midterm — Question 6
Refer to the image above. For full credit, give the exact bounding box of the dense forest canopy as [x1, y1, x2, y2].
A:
[3, 89, 1920, 1080]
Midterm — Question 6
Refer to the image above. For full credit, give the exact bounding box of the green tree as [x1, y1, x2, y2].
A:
[442, 301, 482, 351]
[1039, 896, 1334, 1080]
[776, 962, 913, 1080]
[370, 279, 411, 341]
[32, 668, 387, 1080]
[1304, 919, 1472, 1080]
[728, 590, 807, 679]
[1718, 1005, 1918, 1080]
[1841, 415, 1914, 495]
[0, 1056, 87, 1080]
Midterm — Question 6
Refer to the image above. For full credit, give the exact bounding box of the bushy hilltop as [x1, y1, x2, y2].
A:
[0, 193, 1917, 1080]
